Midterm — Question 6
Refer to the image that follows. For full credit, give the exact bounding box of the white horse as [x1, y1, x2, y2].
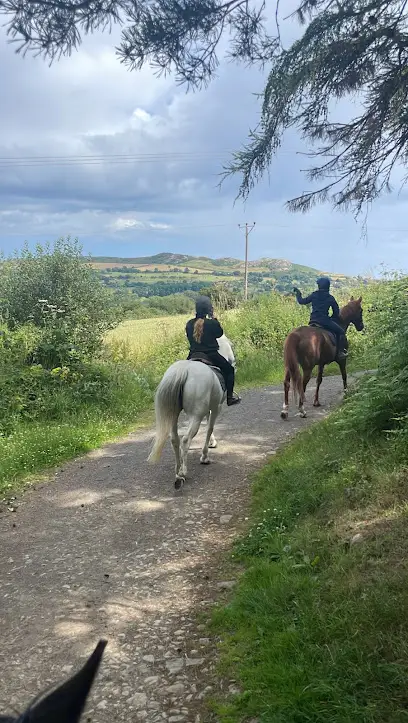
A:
[148, 335, 236, 491]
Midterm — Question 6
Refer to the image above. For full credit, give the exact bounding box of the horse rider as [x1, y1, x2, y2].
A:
[185, 296, 241, 406]
[293, 277, 348, 361]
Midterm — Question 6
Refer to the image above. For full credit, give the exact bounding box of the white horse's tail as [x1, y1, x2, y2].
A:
[148, 363, 189, 463]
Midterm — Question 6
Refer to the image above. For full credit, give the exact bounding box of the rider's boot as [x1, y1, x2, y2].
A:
[227, 379, 241, 406]
[226, 370, 241, 406]
[227, 393, 241, 406]
[335, 335, 348, 361]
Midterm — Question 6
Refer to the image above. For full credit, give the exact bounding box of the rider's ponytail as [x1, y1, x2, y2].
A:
[193, 318, 205, 343]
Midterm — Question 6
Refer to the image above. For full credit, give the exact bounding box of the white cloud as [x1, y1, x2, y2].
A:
[111, 218, 146, 231]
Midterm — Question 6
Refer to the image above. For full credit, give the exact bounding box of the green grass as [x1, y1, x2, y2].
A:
[0, 361, 155, 495]
[0, 413, 152, 496]
[210, 401, 408, 722]
[107, 314, 188, 364]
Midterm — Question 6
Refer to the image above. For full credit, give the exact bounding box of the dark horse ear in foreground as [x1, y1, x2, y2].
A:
[281, 297, 364, 420]
[0, 640, 107, 723]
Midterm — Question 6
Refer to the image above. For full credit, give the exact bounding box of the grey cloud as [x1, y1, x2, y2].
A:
[1, 13, 408, 274]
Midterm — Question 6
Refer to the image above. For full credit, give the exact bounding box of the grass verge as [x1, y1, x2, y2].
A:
[211, 413, 408, 722]
[0, 409, 155, 499]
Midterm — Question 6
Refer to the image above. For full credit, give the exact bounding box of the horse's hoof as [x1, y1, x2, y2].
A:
[313, 401, 321, 408]
[281, 411, 288, 420]
[200, 456, 210, 465]
[175, 477, 185, 492]
[209, 439, 217, 449]
[299, 412, 307, 419]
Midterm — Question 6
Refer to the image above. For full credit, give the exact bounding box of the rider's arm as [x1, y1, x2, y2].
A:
[330, 295, 340, 318]
[295, 291, 314, 305]
[211, 319, 224, 337]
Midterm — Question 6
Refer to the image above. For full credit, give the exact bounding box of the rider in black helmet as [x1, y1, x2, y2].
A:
[293, 277, 347, 360]
[185, 296, 241, 406]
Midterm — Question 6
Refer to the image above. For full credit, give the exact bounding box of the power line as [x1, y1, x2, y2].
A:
[0, 148, 299, 169]
[2, 221, 408, 236]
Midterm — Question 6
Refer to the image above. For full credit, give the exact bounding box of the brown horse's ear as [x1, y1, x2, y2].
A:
[358, 295, 362, 303]
[350, 295, 355, 301]
[22, 640, 107, 723]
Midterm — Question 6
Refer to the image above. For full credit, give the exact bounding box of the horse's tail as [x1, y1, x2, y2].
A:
[284, 332, 303, 403]
[148, 363, 189, 463]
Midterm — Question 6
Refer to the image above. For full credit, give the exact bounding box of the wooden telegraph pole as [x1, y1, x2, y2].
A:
[238, 222, 256, 301]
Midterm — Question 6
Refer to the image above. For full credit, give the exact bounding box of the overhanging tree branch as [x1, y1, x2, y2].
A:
[3, 0, 408, 214]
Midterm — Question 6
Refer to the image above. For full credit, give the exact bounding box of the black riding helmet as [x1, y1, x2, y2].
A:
[195, 295, 213, 318]
[316, 276, 331, 291]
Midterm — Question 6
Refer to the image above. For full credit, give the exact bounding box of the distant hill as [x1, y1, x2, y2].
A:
[90, 252, 368, 301]
[90, 252, 339, 277]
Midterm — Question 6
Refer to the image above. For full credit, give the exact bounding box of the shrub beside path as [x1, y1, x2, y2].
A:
[0, 378, 346, 722]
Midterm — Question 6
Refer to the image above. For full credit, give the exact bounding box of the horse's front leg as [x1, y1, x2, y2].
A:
[200, 409, 219, 465]
[299, 368, 312, 418]
[313, 365, 324, 407]
[338, 359, 347, 392]
[205, 413, 217, 448]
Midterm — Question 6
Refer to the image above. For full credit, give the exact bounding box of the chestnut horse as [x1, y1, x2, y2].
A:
[281, 296, 364, 420]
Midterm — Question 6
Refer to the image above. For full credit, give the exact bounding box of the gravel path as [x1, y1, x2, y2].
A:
[0, 377, 347, 722]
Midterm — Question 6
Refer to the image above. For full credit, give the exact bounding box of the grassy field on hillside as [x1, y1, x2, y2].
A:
[108, 315, 188, 363]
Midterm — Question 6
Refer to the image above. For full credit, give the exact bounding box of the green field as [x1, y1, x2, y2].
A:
[107, 314, 188, 362]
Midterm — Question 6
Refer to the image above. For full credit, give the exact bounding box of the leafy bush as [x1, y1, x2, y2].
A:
[0, 237, 119, 367]
[337, 276, 408, 436]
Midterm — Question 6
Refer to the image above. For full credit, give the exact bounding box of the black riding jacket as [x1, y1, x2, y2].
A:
[186, 317, 223, 354]
[295, 289, 340, 324]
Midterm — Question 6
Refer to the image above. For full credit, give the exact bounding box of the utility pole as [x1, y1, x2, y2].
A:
[238, 222, 256, 301]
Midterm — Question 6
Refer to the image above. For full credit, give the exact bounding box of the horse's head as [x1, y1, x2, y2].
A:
[0, 640, 106, 723]
[341, 296, 364, 331]
[218, 334, 236, 368]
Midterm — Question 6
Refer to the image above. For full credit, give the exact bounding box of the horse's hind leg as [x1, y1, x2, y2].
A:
[177, 415, 201, 487]
[281, 370, 291, 420]
[299, 368, 312, 418]
[200, 409, 218, 465]
[313, 365, 324, 407]
[171, 422, 181, 478]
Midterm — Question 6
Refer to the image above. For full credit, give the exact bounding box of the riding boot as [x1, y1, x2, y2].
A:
[226, 369, 241, 406]
[336, 333, 348, 361]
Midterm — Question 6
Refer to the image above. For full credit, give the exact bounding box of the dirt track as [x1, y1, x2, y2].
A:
[0, 377, 347, 722]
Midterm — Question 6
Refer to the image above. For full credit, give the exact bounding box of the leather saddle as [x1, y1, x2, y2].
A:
[309, 322, 336, 347]
[188, 352, 226, 393]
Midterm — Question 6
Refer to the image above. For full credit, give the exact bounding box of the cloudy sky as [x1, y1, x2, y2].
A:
[1, 3, 408, 276]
